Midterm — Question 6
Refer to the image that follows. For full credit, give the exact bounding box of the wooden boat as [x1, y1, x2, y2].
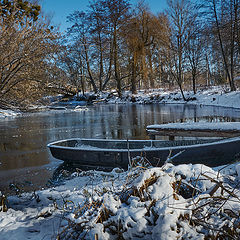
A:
[47, 137, 240, 169]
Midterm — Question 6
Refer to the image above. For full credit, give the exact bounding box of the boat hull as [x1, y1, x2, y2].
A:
[48, 138, 240, 169]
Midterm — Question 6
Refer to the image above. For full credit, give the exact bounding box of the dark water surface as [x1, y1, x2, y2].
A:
[1, 103, 240, 193]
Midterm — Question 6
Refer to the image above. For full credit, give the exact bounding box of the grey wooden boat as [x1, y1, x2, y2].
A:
[47, 137, 240, 169]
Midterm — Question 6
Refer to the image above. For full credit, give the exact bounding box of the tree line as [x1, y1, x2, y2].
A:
[0, 0, 240, 108]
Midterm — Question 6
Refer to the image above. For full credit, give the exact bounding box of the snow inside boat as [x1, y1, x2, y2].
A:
[47, 137, 240, 169]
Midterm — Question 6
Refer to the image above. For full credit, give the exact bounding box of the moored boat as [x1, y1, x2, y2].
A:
[47, 137, 240, 169]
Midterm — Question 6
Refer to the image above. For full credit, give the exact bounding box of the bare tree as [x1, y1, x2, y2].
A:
[167, 0, 199, 101]
[102, 0, 131, 97]
[67, 11, 99, 93]
[186, 29, 204, 94]
[206, 0, 239, 91]
[57, 43, 86, 95]
[88, 0, 113, 91]
[0, 2, 59, 107]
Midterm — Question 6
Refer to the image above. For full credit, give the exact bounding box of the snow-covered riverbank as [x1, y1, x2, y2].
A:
[1, 86, 240, 119]
[102, 86, 240, 109]
[0, 109, 21, 119]
[1, 162, 240, 239]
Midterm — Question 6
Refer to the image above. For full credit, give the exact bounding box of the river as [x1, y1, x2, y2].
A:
[1, 103, 240, 194]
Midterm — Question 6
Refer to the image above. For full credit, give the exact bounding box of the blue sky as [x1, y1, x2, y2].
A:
[41, 0, 167, 32]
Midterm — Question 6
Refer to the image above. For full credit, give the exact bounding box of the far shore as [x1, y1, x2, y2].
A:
[1, 86, 240, 119]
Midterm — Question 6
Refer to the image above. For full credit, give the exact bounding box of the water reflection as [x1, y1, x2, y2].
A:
[0, 104, 240, 192]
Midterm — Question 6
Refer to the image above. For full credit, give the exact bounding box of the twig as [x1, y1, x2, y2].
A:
[165, 149, 185, 164]
[127, 138, 132, 169]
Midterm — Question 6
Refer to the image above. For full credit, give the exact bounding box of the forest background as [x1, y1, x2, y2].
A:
[0, 0, 240, 109]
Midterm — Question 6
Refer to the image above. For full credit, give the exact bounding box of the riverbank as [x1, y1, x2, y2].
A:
[101, 86, 240, 109]
[0, 109, 21, 119]
[0, 162, 240, 239]
[1, 86, 240, 119]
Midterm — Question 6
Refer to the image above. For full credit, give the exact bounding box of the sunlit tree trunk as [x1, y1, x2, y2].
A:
[131, 51, 138, 94]
[113, 27, 122, 97]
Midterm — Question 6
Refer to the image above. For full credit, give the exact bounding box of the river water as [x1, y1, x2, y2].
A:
[1, 103, 240, 193]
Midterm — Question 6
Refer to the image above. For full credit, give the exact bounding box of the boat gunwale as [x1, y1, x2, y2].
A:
[47, 136, 240, 152]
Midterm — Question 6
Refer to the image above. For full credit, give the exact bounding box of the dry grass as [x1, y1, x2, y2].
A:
[55, 161, 240, 240]
[172, 171, 240, 240]
[0, 194, 8, 212]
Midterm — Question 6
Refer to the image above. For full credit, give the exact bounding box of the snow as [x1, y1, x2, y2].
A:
[236, 164, 240, 179]
[1, 163, 239, 239]
[147, 122, 240, 131]
[102, 86, 240, 109]
[0, 109, 20, 119]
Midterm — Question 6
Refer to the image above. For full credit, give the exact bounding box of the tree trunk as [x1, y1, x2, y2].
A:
[178, 49, 186, 101]
[192, 68, 196, 94]
[99, 32, 103, 91]
[113, 27, 121, 97]
[80, 59, 85, 95]
[131, 52, 137, 94]
[102, 40, 113, 91]
[213, 0, 236, 91]
[178, 82, 186, 101]
[205, 54, 212, 86]
[83, 43, 98, 93]
[141, 48, 148, 89]
[148, 50, 154, 89]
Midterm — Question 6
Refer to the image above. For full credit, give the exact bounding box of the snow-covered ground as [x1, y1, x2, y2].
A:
[102, 86, 240, 109]
[0, 162, 240, 239]
[0, 109, 20, 119]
